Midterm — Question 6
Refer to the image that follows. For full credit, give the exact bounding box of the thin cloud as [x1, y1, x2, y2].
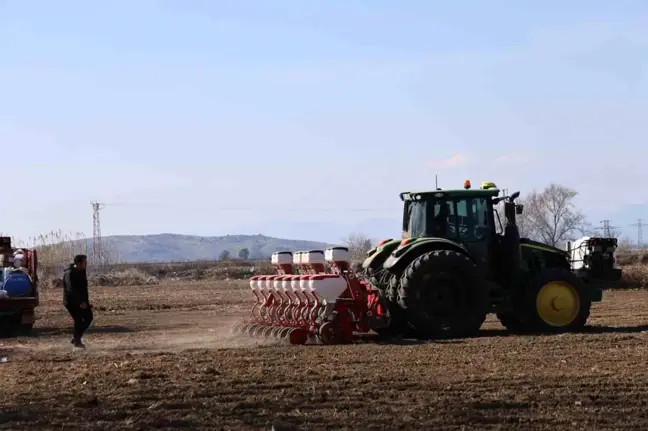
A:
[493, 152, 532, 165]
[427, 153, 469, 169]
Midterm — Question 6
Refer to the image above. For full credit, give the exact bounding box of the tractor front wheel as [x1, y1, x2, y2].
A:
[527, 268, 591, 332]
[499, 267, 591, 334]
[397, 250, 488, 339]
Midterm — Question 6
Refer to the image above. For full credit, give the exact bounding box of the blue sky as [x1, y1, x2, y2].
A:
[1, 0, 647, 244]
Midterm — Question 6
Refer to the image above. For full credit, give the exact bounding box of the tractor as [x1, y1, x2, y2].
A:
[361, 180, 605, 338]
[233, 181, 617, 345]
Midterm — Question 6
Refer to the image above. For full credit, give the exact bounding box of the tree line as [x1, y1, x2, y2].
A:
[218, 248, 250, 261]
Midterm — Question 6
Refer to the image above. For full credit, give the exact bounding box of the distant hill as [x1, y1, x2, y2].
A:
[87, 234, 333, 263]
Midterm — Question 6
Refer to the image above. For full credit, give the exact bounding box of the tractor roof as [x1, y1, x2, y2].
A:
[400, 188, 501, 201]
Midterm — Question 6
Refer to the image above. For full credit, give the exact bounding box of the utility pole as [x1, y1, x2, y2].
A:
[91, 201, 105, 266]
[597, 220, 619, 238]
[630, 219, 648, 250]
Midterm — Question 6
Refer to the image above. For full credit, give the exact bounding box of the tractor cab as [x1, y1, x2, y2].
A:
[396, 181, 526, 293]
[399, 181, 522, 268]
[401, 181, 521, 236]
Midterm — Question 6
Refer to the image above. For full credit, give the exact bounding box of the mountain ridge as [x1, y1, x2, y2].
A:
[81, 233, 334, 263]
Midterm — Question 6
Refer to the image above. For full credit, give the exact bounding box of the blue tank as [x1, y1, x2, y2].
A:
[2, 271, 33, 297]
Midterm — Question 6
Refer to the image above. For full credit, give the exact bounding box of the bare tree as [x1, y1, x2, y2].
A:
[495, 198, 535, 238]
[516, 203, 533, 238]
[608, 227, 622, 239]
[494, 198, 533, 238]
[519, 184, 587, 247]
[342, 232, 374, 262]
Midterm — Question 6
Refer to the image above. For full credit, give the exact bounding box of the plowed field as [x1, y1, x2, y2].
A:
[2, 281, 648, 430]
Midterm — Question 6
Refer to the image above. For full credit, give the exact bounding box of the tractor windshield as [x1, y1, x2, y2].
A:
[406, 196, 492, 242]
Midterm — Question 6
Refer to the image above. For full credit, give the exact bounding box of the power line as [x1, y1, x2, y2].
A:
[597, 220, 619, 238]
[99, 202, 395, 212]
[630, 219, 648, 250]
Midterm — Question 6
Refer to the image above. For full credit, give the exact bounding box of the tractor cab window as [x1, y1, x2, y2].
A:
[406, 196, 491, 241]
[407, 201, 427, 238]
[407, 199, 453, 238]
[432, 200, 455, 238]
[455, 198, 491, 242]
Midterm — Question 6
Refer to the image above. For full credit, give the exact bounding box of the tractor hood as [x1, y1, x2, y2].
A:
[392, 236, 469, 258]
[381, 236, 474, 272]
[520, 238, 569, 257]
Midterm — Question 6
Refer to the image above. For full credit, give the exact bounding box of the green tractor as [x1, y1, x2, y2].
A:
[362, 180, 602, 339]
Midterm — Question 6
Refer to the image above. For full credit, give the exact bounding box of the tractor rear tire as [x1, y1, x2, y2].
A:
[373, 274, 411, 338]
[525, 267, 591, 333]
[362, 257, 412, 339]
[496, 312, 527, 334]
[397, 250, 488, 339]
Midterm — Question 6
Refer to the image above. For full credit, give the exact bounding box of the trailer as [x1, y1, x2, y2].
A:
[0, 236, 39, 336]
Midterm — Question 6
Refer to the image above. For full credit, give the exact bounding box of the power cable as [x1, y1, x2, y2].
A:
[101, 202, 396, 212]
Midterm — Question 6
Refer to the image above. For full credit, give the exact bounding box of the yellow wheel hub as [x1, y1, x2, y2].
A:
[535, 281, 580, 327]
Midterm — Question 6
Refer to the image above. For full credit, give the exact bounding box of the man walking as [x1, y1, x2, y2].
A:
[63, 254, 93, 348]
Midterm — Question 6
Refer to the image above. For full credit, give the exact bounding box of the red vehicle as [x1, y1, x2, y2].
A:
[0, 236, 39, 336]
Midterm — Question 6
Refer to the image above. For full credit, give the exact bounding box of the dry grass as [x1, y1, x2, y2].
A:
[90, 268, 159, 287]
[617, 251, 648, 266]
[84, 259, 275, 287]
[42, 260, 275, 288]
[3, 229, 89, 277]
[102, 259, 274, 279]
[616, 251, 648, 290]
[618, 265, 648, 290]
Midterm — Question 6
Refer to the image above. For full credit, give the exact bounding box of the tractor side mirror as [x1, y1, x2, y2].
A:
[515, 204, 524, 215]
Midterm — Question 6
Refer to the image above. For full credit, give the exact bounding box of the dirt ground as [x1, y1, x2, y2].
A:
[2, 282, 648, 430]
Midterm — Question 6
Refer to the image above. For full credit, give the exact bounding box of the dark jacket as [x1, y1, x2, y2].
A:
[63, 264, 89, 306]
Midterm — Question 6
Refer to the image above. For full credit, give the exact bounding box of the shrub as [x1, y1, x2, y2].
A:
[618, 265, 648, 290]
[89, 268, 158, 287]
[617, 252, 648, 266]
